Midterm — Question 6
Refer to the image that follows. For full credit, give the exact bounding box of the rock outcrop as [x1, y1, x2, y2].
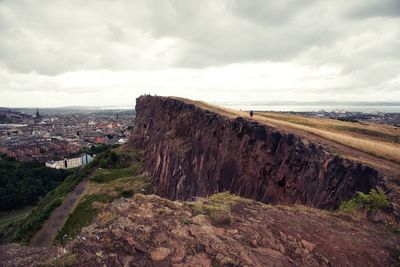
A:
[60, 194, 400, 266]
[2, 194, 399, 266]
[130, 95, 386, 209]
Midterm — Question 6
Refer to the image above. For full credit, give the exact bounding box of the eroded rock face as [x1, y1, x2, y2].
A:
[130, 95, 385, 209]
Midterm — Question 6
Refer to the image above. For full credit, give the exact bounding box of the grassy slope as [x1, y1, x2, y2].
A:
[0, 207, 33, 235]
[54, 147, 152, 245]
[0, 167, 91, 244]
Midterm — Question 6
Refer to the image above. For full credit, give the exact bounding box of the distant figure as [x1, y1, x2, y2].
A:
[249, 110, 254, 117]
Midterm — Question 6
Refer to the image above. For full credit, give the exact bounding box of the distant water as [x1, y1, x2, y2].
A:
[217, 104, 400, 113]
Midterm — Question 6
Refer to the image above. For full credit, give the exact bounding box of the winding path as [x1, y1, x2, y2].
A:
[30, 174, 90, 247]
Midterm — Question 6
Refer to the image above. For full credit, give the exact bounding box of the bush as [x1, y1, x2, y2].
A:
[0, 154, 73, 211]
[339, 189, 389, 214]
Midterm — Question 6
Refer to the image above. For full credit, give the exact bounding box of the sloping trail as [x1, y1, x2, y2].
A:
[29, 173, 91, 247]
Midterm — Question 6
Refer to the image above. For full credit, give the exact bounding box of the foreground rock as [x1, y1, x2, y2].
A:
[0, 244, 58, 267]
[34, 194, 400, 266]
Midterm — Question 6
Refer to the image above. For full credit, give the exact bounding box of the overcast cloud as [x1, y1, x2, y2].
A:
[0, 0, 399, 107]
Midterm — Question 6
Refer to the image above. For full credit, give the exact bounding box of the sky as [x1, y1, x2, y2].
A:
[0, 0, 399, 107]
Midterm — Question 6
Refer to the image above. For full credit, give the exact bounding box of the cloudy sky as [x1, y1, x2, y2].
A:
[0, 0, 399, 107]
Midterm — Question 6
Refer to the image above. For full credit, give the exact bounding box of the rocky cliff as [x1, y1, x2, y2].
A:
[129, 95, 386, 209]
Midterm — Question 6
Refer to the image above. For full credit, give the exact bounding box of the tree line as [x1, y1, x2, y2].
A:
[0, 154, 74, 211]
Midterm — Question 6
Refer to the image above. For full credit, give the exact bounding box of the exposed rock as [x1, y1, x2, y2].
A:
[67, 195, 400, 266]
[129, 95, 387, 209]
[2, 194, 399, 266]
[0, 244, 58, 267]
[150, 247, 171, 261]
[301, 239, 317, 252]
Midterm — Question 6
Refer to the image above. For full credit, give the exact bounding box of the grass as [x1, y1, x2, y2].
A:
[339, 189, 389, 214]
[55, 174, 153, 245]
[54, 194, 115, 245]
[254, 112, 400, 164]
[186, 192, 253, 226]
[0, 207, 33, 238]
[90, 148, 143, 183]
[0, 167, 91, 244]
[0, 206, 33, 226]
[90, 166, 138, 183]
[0, 146, 146, 245]
[54, 147, 152, 245]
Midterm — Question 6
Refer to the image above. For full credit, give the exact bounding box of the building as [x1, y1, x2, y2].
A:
[45, 153, 94, 169]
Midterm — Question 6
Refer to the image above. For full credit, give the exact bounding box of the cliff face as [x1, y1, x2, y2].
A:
[130, 95, 385, 209]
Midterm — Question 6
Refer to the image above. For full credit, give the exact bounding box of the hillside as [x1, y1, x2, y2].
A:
[2, 193, 400, 266]
[1, 95, 400, 266]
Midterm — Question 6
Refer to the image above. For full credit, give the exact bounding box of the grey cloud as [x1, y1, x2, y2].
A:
[347, 0, 400, 18]
[0, 0, 399, 80]
[229, 0, 316, 25]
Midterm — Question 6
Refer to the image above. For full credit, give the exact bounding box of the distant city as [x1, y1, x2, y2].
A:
[0, 108, 134, 162]
[1, 103, 399, 163]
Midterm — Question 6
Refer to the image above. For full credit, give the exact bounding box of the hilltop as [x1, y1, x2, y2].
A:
[1, 95, 400, 266]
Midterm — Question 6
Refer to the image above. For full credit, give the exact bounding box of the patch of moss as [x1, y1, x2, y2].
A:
[187, 192, 252, 226]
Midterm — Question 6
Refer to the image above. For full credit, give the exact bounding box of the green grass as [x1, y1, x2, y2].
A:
[107, 175, 153, 194]
[0, 146, 148, 245]
[89, 148, 143, 183]
[54, 194, 115, 245]
[0, 207, 33, 236]
[55, 175, 152, 245]
[90, 165, 139, 183]
[0, 167, 91, 244]
[54, 148, 151, 245]
[339, 189, 389, 214]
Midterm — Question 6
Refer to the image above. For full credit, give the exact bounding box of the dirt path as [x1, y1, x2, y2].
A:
[30, 175, 90, 247]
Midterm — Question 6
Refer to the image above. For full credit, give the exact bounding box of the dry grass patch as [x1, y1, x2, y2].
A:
[186, 192, 253, 226]
[97, 211, 118, 226]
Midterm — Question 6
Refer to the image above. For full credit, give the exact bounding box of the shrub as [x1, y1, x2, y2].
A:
[339, 189, 389, 214]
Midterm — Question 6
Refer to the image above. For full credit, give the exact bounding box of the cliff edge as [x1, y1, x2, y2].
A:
[129, 95, 390, 210]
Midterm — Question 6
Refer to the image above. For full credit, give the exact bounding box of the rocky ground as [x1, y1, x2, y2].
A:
[0, 243, 58, 267]
[2, 193, 396, 266]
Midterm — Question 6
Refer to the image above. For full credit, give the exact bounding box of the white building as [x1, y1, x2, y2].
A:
[46, 153, 94, 169]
